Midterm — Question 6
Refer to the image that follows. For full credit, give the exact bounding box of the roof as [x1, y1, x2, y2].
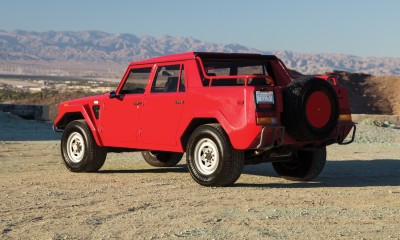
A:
[129, 52, 278, 66]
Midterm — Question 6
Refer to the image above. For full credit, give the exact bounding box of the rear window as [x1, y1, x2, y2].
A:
[204, 61, 266, 76]
[202, 60, 273, 86]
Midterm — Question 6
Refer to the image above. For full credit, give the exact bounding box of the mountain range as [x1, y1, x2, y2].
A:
[1, 30, 399, 76]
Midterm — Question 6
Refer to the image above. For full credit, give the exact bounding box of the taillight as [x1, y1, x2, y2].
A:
[336, 86, 353, 123]
[256, 113, 277, 125]
[339, 114, 352, 122]
[255, 90, 277, 125]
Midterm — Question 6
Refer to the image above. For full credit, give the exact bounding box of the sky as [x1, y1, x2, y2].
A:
[1, 0, 399, 58]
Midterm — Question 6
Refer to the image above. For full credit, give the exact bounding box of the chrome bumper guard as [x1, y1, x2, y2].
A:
[257, 126, 285, 149]
[335, 123, 356, 145]
[53, 125, 64, 133]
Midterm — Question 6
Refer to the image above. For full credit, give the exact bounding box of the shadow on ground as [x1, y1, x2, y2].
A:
[239, 159, 400, 188]
[0, 112, 60, 141]
[99, 164, 188, 174]
[98, 159, 400, 188]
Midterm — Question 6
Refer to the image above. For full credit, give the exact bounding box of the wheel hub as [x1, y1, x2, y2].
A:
[72, 141, 82, 154]
[195, 138, 219, 175]
[66, 132, 85, 163]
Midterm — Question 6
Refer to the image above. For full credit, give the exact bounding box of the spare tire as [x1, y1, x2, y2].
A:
[282, 77, 339, 141]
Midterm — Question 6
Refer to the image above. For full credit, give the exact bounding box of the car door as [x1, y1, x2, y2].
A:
[100, 66, 153, 148]
[140, 63, 186, 147]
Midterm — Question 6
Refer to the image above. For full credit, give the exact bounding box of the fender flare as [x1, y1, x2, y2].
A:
[178, 110, 238, 150]
[54, 104, 104, 146]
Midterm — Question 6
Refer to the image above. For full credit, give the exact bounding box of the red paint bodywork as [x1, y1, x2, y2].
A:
[54, 52, 354, 152]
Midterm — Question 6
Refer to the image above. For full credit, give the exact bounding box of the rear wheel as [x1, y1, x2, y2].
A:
[272, 147, 326, 181]
[186, 124, 244, 187]
[61, 120, 107, 172]
[141, 151, 183, 167]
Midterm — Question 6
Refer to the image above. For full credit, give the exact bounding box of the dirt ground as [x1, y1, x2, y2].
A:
[1, 113, 400, 239]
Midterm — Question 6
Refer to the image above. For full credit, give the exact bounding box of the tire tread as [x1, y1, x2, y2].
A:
[141, 151, 183, 167]
[187, 123, 244, 187]
[61, 120, 107, 172]
[272, 147, 326, 181]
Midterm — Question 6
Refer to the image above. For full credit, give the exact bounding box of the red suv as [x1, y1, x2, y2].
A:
[54, 52, 355, 186]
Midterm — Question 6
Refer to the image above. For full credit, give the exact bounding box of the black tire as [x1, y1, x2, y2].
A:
[141, 151, 183, 167]
[61, 120, 107, 172]
[272, 147, 326, 181]
[282, 77, 339, 141]
[186, 124, 244, 187]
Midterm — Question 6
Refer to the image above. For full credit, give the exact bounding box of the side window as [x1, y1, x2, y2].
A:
[179, 65, 185, 92]
[151, 64, 184, 93]
[120, 67, 152, 94]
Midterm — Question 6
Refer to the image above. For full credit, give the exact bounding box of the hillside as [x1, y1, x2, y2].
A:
[1, 72, 399, 121]
[331, 71, 400, 115]
[1, 30, 400, 76]
[1, 30, 399, 118]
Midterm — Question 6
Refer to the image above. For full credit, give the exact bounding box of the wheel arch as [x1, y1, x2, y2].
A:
[54, 105, 103, 146]
[180, 118, 219, 151]
[55, 112, 84, 130]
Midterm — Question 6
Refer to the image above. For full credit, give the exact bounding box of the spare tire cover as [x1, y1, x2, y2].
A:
[282, 77, 339, 141]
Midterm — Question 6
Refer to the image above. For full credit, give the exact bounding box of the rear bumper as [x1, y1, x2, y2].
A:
[334, 123, 356, 145]
[255, 122, 356, 151]
[256, 126, 285, 150]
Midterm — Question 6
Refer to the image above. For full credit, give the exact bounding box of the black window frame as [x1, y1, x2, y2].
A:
[120, 67, 152, 94]
[151, 64, 185, 93]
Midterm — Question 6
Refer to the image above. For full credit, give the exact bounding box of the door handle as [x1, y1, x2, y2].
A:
[175, 100, 184, 104]
[133, 101, 143, 105]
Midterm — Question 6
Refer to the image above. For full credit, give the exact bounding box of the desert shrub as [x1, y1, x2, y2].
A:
[359, 119, 392, 127]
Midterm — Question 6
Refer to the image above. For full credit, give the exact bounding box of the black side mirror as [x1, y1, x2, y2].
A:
[109, 91, 118, 99]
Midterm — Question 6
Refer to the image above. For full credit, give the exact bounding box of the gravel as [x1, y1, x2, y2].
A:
[354, 123, 400, 144]
[0, 112, 399, 239]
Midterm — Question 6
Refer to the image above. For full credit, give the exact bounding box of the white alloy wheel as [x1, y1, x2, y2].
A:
[194, 138, 219, 175]
[66, 132, 85, 163]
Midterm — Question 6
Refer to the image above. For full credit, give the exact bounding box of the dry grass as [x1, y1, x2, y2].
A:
[329, 71, 400, 115]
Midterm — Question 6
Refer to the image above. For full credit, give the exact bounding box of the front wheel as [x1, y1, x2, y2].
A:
[272, 147, 326, 181]
[141, 151, 183, 167]
[61, 120, 107, 172]
[186, 124, 244, 187]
